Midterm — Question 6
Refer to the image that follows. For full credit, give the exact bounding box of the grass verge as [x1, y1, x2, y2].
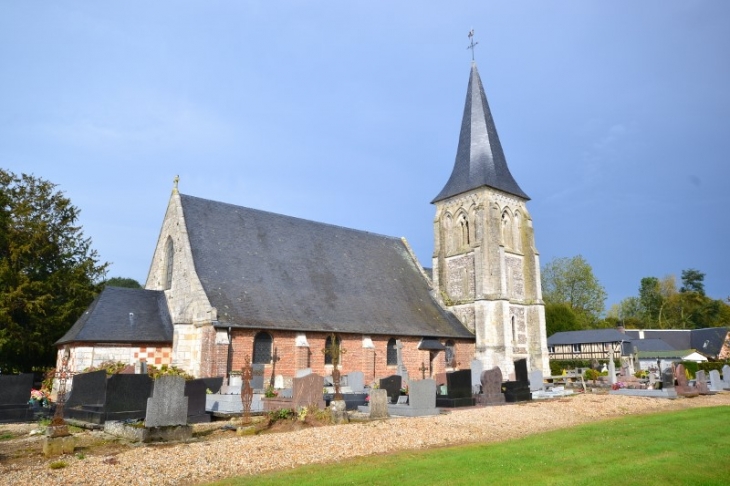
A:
[210, 405, 730, 486]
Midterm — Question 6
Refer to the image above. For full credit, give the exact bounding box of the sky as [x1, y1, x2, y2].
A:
[1, 1, 729, 311]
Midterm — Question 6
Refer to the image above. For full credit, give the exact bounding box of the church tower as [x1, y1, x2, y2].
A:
[432, 62, 550, 378]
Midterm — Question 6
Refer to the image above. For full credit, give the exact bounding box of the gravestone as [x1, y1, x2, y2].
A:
[408, 379, 437, 410]
[395, 340, 409, 385]
[503, 359, 531, 403]
[292, 373, 325, 409]
[529, 369, 544, 392]
[347, 371, 365, 393]
[661, 368, 675, 389]
[675, 364, 699, 397]
[185, 377, 223, 423]
[480, 367, 505, 405]
[368, 389, 389, 419]
[104, 374, 154, 422]
[251, 364, 265, 390]
[436, 369, 476, 407]
[65, 370, 107, 410]
[274, 375, 285, 389]
[695, 370, 710, 395]
[379, 375, 402, 404]
[295, 368, 312, 378]
[145, 375, 188, 428]
[723, 365, 730, 389]
[0, 373, 34, 423]
[708, 370, 723, 392]
[470, 359, 483, 394]
[608, 360, 617, 385]
[514, 359, 528, 383]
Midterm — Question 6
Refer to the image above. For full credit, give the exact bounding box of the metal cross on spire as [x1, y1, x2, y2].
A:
[467, 29, 479, 61]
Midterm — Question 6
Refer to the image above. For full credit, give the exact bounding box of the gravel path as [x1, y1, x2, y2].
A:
[2, 393, 729, 485]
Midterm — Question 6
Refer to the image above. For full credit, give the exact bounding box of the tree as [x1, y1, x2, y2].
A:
[0, 169, 108, 372]
[541, 255, 607, 327]
[544, 303, 580, 336]
[680, 268, 705, 296]
[104, 277, 141, 289]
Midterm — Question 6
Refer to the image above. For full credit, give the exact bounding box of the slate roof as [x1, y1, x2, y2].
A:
[432, 62, 529, 203]
[179, 195, 472, 339]
[691, 327, 728, 358]
[628, 338, 676, 352]
[623, 329, 691, 351]
[547, 329, 628, 346]
[56, 287, 173, 345]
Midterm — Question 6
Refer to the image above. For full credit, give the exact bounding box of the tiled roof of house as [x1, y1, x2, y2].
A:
[179, 195, 473, 339]
[56, 287, 173, 345]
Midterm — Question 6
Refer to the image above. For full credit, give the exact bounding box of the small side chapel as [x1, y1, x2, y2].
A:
[56, 60, 550, 384]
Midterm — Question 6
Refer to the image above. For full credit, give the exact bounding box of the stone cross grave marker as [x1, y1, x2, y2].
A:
[145, 375, 188, 428]
[395, 339, 409, 384]
[608, 360, 617, 385]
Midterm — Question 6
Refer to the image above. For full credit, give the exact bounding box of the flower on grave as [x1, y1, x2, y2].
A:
[400, 385, 409, 396]
[28, 389, 51, 407]
[264, 386, 278, 398]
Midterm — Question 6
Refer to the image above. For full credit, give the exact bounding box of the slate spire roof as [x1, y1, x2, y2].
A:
[433, 62, 529, 203]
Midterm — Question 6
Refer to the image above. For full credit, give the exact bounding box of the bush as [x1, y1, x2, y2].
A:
[146, 364, 194, 381]
[584, 369, 600, 381]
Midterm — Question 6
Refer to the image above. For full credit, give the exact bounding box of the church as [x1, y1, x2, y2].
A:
[56, 61, 550, 385]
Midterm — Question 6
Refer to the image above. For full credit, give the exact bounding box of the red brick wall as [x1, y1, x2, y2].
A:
[207, 329, 475, 383]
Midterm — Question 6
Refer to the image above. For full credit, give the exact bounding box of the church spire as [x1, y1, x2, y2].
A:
[432, 62, 529, 203]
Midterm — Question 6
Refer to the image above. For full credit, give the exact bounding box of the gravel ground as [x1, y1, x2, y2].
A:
[2, 392, 729, 486]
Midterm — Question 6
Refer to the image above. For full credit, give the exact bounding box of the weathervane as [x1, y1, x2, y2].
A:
[467, 29, 479, 61]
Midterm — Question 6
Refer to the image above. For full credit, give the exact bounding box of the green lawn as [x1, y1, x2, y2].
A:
[209, 406, 730, 486]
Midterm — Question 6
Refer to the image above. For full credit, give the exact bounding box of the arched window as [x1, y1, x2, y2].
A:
[252, 332, 272, 364]
[324, 335, 341, 365]
[164, 237, 174, 290]
[445, 340, 455, 367]
[386, 338, 397, 366]
[501, 211, 514, 250]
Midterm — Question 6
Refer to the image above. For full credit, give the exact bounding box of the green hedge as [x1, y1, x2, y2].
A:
[678, 361, 730, 379]
[549, 359, 620, 376]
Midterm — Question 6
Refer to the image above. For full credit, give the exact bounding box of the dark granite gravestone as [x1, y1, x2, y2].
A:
[251, 364, 265, 390]
[0, 373, 34, 423]
[436, 369, 476, 407]
[514, 359, 528, 383]
[661, 368, 675, 390]
[145, 376, 188, 427]
[502, 359, 532, 403]
[65, 372, 153, 424]
[480, 367, 506, 405]
[185, 377, 223, 423]
[379, 375, 402, 404]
